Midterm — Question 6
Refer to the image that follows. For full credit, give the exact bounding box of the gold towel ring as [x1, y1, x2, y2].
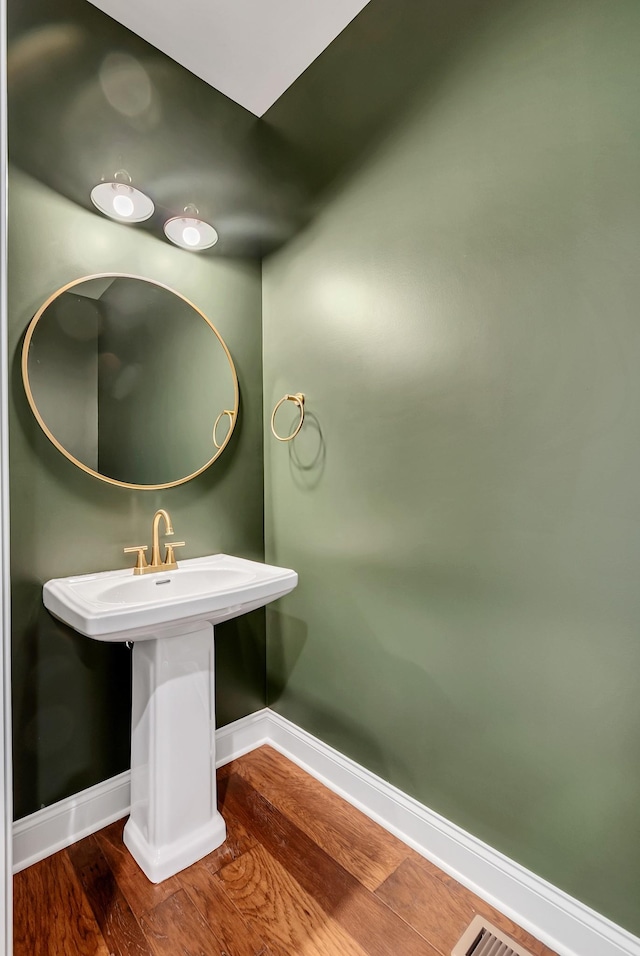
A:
[271, 393, 305, 442]
[213, 409, 235, 449]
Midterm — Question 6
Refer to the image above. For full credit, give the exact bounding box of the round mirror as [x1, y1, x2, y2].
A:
[22, 274, 239, 489]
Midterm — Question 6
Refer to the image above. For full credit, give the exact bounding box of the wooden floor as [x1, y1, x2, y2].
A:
[14, 746, 559, 956]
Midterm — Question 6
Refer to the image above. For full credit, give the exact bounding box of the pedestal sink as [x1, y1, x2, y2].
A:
[43, 554, 297, 882]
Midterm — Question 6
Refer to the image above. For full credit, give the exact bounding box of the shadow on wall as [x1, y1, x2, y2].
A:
[214, 609, 268, 729]
[11, 580, 131, 819]
[266, 605, 462, 804]
[7, 0, 308, 258]
[267, 547, 590, 861]
[267, 610, 402, 786]
[288, 412, 326, 491]
[262, 0, 509, 201]
[266, 610, 308, 705]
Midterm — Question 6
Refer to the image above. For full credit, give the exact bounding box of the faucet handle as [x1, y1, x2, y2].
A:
[163, 541, 185, 567]
[124, 545, 148, 573]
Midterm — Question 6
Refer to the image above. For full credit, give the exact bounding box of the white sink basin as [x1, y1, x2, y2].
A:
[42, 550, 298, 884]
[43, 553, 297, 642]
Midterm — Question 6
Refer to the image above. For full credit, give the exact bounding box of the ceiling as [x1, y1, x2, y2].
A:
[86, 0, 372, 117]
[9, 0, 490, 257]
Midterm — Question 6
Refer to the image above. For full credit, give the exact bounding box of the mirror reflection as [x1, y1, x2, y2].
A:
[22, 274, 238, 488]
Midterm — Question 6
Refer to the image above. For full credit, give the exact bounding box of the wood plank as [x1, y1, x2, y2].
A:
[14, 751, 566, 956]
[219, 771, 440, 956]
[140, 888, 235, 956]
[93, 819, 183, 918]
[216, 758, 239, 779]
[179, 859, 273, 956]
[218, 843, 370, 956]
[228, 745, 413, 890]
[376, 856, 559, 956]
[204, 799, 258, 874]
[13, 851, 110, 956]
[66, 834, 154, 956]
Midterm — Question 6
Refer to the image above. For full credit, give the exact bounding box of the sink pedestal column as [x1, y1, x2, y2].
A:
[123, 621, 226, 883]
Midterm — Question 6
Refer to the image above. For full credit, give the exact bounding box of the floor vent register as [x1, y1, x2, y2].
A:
[451, 915, 536, 956]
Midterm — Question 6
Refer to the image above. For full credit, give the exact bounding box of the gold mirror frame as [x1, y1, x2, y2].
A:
[21, 273, 239, 491]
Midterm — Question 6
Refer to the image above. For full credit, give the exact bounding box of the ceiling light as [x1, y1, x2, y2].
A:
[90, 171, 154, 223]
[164, 205, 218, 251]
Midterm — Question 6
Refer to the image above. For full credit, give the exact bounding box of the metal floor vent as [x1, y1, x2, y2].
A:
[451, 915, 536, 956]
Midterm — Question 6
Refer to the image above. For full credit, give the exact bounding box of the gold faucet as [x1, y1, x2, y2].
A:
[124, 509, 185, 575]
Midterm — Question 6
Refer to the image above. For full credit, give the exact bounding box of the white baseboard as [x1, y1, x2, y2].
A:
[215, 706, 273, 764]
[13, 708, 640, 956]
[12, 770, 131, 875]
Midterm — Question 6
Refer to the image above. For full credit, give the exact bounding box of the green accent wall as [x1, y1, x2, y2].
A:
[8, 1, 266, 820]
[263, 0, 640, 935]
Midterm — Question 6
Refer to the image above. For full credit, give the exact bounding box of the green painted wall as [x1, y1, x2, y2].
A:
[263, 0, 640, 935]
[8, 2, 266, 819]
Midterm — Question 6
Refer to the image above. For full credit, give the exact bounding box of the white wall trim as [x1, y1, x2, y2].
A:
[13, 708, 640, 956]
[215, 706, 273, 764]
[12, 771, 131, 875]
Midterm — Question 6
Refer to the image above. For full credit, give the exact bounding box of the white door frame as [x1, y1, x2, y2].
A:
[0, 0, 12, 949]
